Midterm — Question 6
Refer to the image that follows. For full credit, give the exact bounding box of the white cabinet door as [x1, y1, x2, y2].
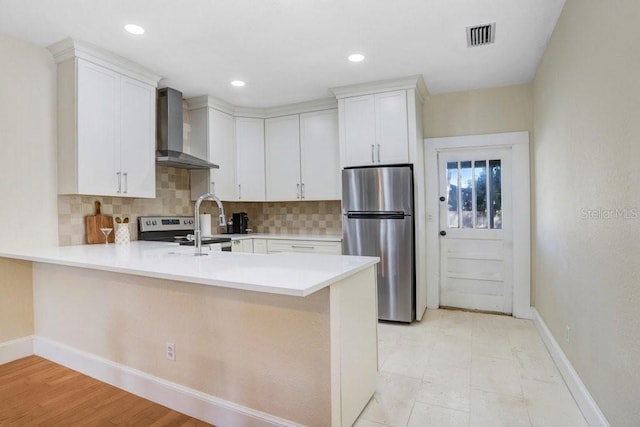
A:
[265, 114, 301, 201]
[210, 109, 236, 200]
[190, 108, 236, 201]
[77, 59, 119, 196]
[300, 109, 340, 200]
[343, 95, 376, 166]
[231, 239, 253, 253]
[235, 117, 265, 201]
[120, 75, 156, 198]
[253, 238, 268, 254]
[375, 90, 408, 164]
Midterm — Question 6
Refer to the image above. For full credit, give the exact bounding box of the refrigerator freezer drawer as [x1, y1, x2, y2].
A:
[343, 215, 415, 322]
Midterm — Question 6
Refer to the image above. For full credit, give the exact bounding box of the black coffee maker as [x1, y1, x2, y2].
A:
[232, 212, 249, 234]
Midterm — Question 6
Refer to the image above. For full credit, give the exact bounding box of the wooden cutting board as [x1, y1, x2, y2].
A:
[85, 201, 115, 244]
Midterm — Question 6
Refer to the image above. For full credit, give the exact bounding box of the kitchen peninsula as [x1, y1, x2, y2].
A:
[0, 242, 379, 427]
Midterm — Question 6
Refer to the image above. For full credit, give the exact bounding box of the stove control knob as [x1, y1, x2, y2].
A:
[152, 220, 157, 225]
[145, 220, 151, 225]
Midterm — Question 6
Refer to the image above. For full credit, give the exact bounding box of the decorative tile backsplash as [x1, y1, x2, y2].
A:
[58, 166, 194, 246]
[222, 201, 342, 235]
[58, 166, 342, 245]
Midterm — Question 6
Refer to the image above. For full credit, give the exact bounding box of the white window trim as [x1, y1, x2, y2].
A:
[424, 131, 531, 319]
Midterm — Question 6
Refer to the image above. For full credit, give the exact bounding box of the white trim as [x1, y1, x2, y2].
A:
[47, 38, 162, 87]
[532, 308, 610, 427]
[331, 75, 428, 101]
[0, 335, 34, 365]
[424, 131, 532, 318]
[186, 95, 337, 118]
[34, 337, 302, 427]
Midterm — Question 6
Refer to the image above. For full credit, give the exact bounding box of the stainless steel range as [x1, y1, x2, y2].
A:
[138, 216, 232, 251]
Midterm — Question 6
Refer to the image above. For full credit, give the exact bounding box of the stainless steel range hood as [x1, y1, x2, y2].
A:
[156, 87, 219, 170]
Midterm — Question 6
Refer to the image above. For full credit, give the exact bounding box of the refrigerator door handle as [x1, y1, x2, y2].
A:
[347, 212, 406, 220]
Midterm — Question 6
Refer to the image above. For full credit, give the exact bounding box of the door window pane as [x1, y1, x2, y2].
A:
[460, 161, 473, 228]
[489, 159, 502, 229]
[474, 160, 488, 228]
[446, 161, 459, 228]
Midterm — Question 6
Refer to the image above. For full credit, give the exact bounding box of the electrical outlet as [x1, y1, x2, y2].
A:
[166, 342, 176, 361]
[565, 325, 572, 344]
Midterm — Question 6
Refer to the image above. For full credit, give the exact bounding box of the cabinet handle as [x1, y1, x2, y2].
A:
[371, 144, 375, 163]
[123, 172, 128, 194]
[211, 181, 216, 195]
[238, 184, 242, 200]
[297, 183, 301, 199]
[301, 183, 305, 199]
[116, 172, 122, 193]
[377, 144, 381, 163]
[291, 245, 315, 250]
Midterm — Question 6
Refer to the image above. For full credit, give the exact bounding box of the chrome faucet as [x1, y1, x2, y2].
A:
[193, 193, 226, 256]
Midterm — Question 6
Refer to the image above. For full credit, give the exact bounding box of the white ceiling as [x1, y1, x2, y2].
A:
[0, 0, 565, 108]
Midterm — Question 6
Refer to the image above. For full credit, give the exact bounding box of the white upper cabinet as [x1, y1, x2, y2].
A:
[265, 114, 301, 201]
[265, 110, 340, 201]
[75, 60, 120, 196]
[51, 39, 160, 198]
[343, 95, 377, 166]
[235, 117, 266, 201]
[119, 75, 156, 198]
[300, 109, 340, 200]
[190, 108, 236, 201]
[339, 89, 409, 167]
[374, 90, 409, 164]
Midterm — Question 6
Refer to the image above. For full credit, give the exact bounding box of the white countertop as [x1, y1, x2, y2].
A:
[213, 233, 342, 242]
[0, 242, 376, 297]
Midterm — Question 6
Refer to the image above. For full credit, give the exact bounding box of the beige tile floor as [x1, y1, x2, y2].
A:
[355, 309, 588, 427]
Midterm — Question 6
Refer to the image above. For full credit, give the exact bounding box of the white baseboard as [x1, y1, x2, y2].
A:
[34, 337, 302, 427]
[531, 308, 610, 427]
[0, 335, 34, 364]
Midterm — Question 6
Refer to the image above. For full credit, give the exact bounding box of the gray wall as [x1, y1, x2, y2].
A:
[532, 1, 640, 424]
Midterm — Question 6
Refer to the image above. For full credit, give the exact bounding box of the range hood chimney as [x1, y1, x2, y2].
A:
[156, 87, 219, 169]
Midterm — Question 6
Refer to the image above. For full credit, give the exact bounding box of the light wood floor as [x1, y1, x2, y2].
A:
[0, 356, 212, 426]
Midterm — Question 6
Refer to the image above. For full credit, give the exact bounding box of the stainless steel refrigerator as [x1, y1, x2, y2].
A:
[342, 165, 415, 323]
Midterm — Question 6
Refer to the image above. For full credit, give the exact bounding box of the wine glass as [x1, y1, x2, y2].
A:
[99, 227, 113, 245]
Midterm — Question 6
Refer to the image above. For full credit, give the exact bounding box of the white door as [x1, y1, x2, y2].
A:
[438, 148, 514, 314]
[300, 109, 340, 200]
[265, 114, 301, 201]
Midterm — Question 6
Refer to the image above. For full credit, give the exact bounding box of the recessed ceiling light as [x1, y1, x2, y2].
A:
[124, 24, 145, 35]
[348, 53, 365, 63]
[231, 80, 246, 87]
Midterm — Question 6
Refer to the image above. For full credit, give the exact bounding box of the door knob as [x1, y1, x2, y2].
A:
[439, 230, 447, 236]
[439, 196, 446, 202]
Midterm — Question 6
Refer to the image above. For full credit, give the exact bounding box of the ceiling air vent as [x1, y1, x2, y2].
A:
[466, 23, 496, 47]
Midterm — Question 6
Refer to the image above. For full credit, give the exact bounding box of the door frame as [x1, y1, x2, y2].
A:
[424, 131, 531, 319]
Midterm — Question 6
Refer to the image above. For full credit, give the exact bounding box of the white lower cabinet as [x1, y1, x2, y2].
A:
[266, 239, 342, 255]
[253, 239, 268, 254]
[231, 239, 253, 253]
